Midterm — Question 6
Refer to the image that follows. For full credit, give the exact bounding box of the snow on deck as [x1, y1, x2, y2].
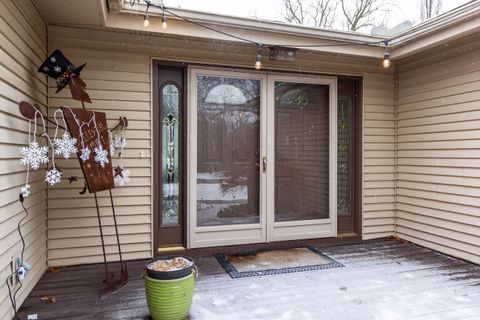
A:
[17, 239, 480, 320]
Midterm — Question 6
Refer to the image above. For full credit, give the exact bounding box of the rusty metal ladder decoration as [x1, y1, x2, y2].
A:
[19, 101, 129, 299]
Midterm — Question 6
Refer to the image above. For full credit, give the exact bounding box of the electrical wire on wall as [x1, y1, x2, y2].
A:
[5, 193, 29, 320]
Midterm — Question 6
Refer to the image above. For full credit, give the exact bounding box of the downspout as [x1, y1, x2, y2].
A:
[393, 61, 399, 237]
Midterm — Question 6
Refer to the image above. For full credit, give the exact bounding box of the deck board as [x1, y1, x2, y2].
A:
[17, 238, 480, 319]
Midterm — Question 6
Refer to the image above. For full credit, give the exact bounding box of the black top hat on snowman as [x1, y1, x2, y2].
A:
[38, 49, 91, 103]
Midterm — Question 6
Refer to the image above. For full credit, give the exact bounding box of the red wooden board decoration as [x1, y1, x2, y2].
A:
[62, 107, 114, 193]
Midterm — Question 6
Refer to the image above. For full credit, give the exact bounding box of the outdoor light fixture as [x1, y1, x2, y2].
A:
[269, 46, 297, 61]
[143, 3, 150, 27]
[383, 40, 390, 68]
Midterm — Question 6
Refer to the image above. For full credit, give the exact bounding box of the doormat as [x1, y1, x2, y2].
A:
[214, 246, 344, 278]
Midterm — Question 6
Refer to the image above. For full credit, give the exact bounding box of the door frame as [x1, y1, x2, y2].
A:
[266, 74, 338, 242]
[152, 61, 189, 253]
[187, 67, 268, 248]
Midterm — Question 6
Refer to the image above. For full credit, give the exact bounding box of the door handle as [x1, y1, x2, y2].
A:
[262, 156, 267, 173]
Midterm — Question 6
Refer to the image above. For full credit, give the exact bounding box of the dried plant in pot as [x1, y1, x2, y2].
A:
[144, 256, 196, 320]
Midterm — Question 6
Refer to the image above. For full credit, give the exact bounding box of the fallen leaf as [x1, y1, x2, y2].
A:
[40, 296, 56, 303]
[47, 267, 60, 273]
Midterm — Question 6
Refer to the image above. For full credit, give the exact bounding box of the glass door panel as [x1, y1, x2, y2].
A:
[196, 75, 261, 227]
[274, 81, 330, 222]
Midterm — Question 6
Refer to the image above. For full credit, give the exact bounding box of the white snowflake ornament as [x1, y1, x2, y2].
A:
[108, 132, 116, 156]
[20, 184, 31, 197]
[114, 166, 130, 186]
[94, 145, 109, 167]
[114, 135, 127, 149]
[19, 141, 49, 170]
[80, 147, 91, 162]
[45, 167, 62, 186]
[54, 66, 62, 73]
[54, 133, 77, 159]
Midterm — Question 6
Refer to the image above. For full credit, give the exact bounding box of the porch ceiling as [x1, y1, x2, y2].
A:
[33, 0, 104, 26]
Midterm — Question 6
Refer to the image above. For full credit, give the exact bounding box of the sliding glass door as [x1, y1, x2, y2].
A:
[188, 68, 336, 248]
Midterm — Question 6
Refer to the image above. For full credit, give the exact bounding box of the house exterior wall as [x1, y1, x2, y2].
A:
[396, 34, 480, 265]
[0, 0, 48, 319]
[46, 25, 395, 266]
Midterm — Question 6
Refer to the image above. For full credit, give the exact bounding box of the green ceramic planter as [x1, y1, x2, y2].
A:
[144, 272, 195, 320]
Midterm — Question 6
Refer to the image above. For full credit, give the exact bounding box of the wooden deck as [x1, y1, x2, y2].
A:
[17, 238, 480, 319]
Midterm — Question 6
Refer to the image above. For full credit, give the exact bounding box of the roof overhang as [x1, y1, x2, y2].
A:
[102, 0, 385, 59]
[390, 0, 480, 59]
[34, 0, 480, 61]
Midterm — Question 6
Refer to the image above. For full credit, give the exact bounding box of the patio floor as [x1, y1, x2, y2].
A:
[17, 238, 480, 320]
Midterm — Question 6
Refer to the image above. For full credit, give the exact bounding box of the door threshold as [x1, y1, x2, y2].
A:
[337, 232, 357, 238]
[157, 246, 186, 253]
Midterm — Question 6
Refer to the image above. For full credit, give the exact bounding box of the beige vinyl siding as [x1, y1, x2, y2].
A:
[396, 34, 480, 265]
[0, 0, 47, 319]
[46, 25, 395, 266]
[46, 49, 152, 267]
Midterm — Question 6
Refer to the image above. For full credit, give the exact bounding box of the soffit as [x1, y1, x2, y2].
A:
[33, 0, 103, 26]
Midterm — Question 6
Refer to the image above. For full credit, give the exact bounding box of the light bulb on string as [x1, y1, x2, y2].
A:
[255, 54, 262, 70]
[143, 3, 150, 27]
[143, 14, 150, 27]
[382, 40, 390, 68]
[162, 13, 167, 29]
[254, 43, 263, 70]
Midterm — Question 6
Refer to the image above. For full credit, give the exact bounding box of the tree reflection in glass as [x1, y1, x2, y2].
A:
[196, 76, 261, 227]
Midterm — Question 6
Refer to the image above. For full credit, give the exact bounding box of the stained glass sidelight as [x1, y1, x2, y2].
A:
[337, 95, 351, 216]
[161, 84, 180, 225]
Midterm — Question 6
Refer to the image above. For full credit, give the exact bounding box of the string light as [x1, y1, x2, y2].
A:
[136, 0, 392, 69]
[383, 40, 390, 68]
[162, 10, 167, 29]
[255, 43, 263, 69]
[143, 3, 150, 27]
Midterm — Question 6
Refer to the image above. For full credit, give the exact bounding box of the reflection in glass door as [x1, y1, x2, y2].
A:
[196, 76, 261, 226]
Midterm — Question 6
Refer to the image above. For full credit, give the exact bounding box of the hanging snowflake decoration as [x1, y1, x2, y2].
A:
[20, 184, 31, 198]
[94, 145, 109, 167]
[19, 141, 49, 170]
[114, 134, 127, 149]
[109, 132, 115, 156]
[80, 147, 91, 162]
[45, 167, 62, 186]
[54, 132, 77, 159]
[114, 166, 130, 186]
